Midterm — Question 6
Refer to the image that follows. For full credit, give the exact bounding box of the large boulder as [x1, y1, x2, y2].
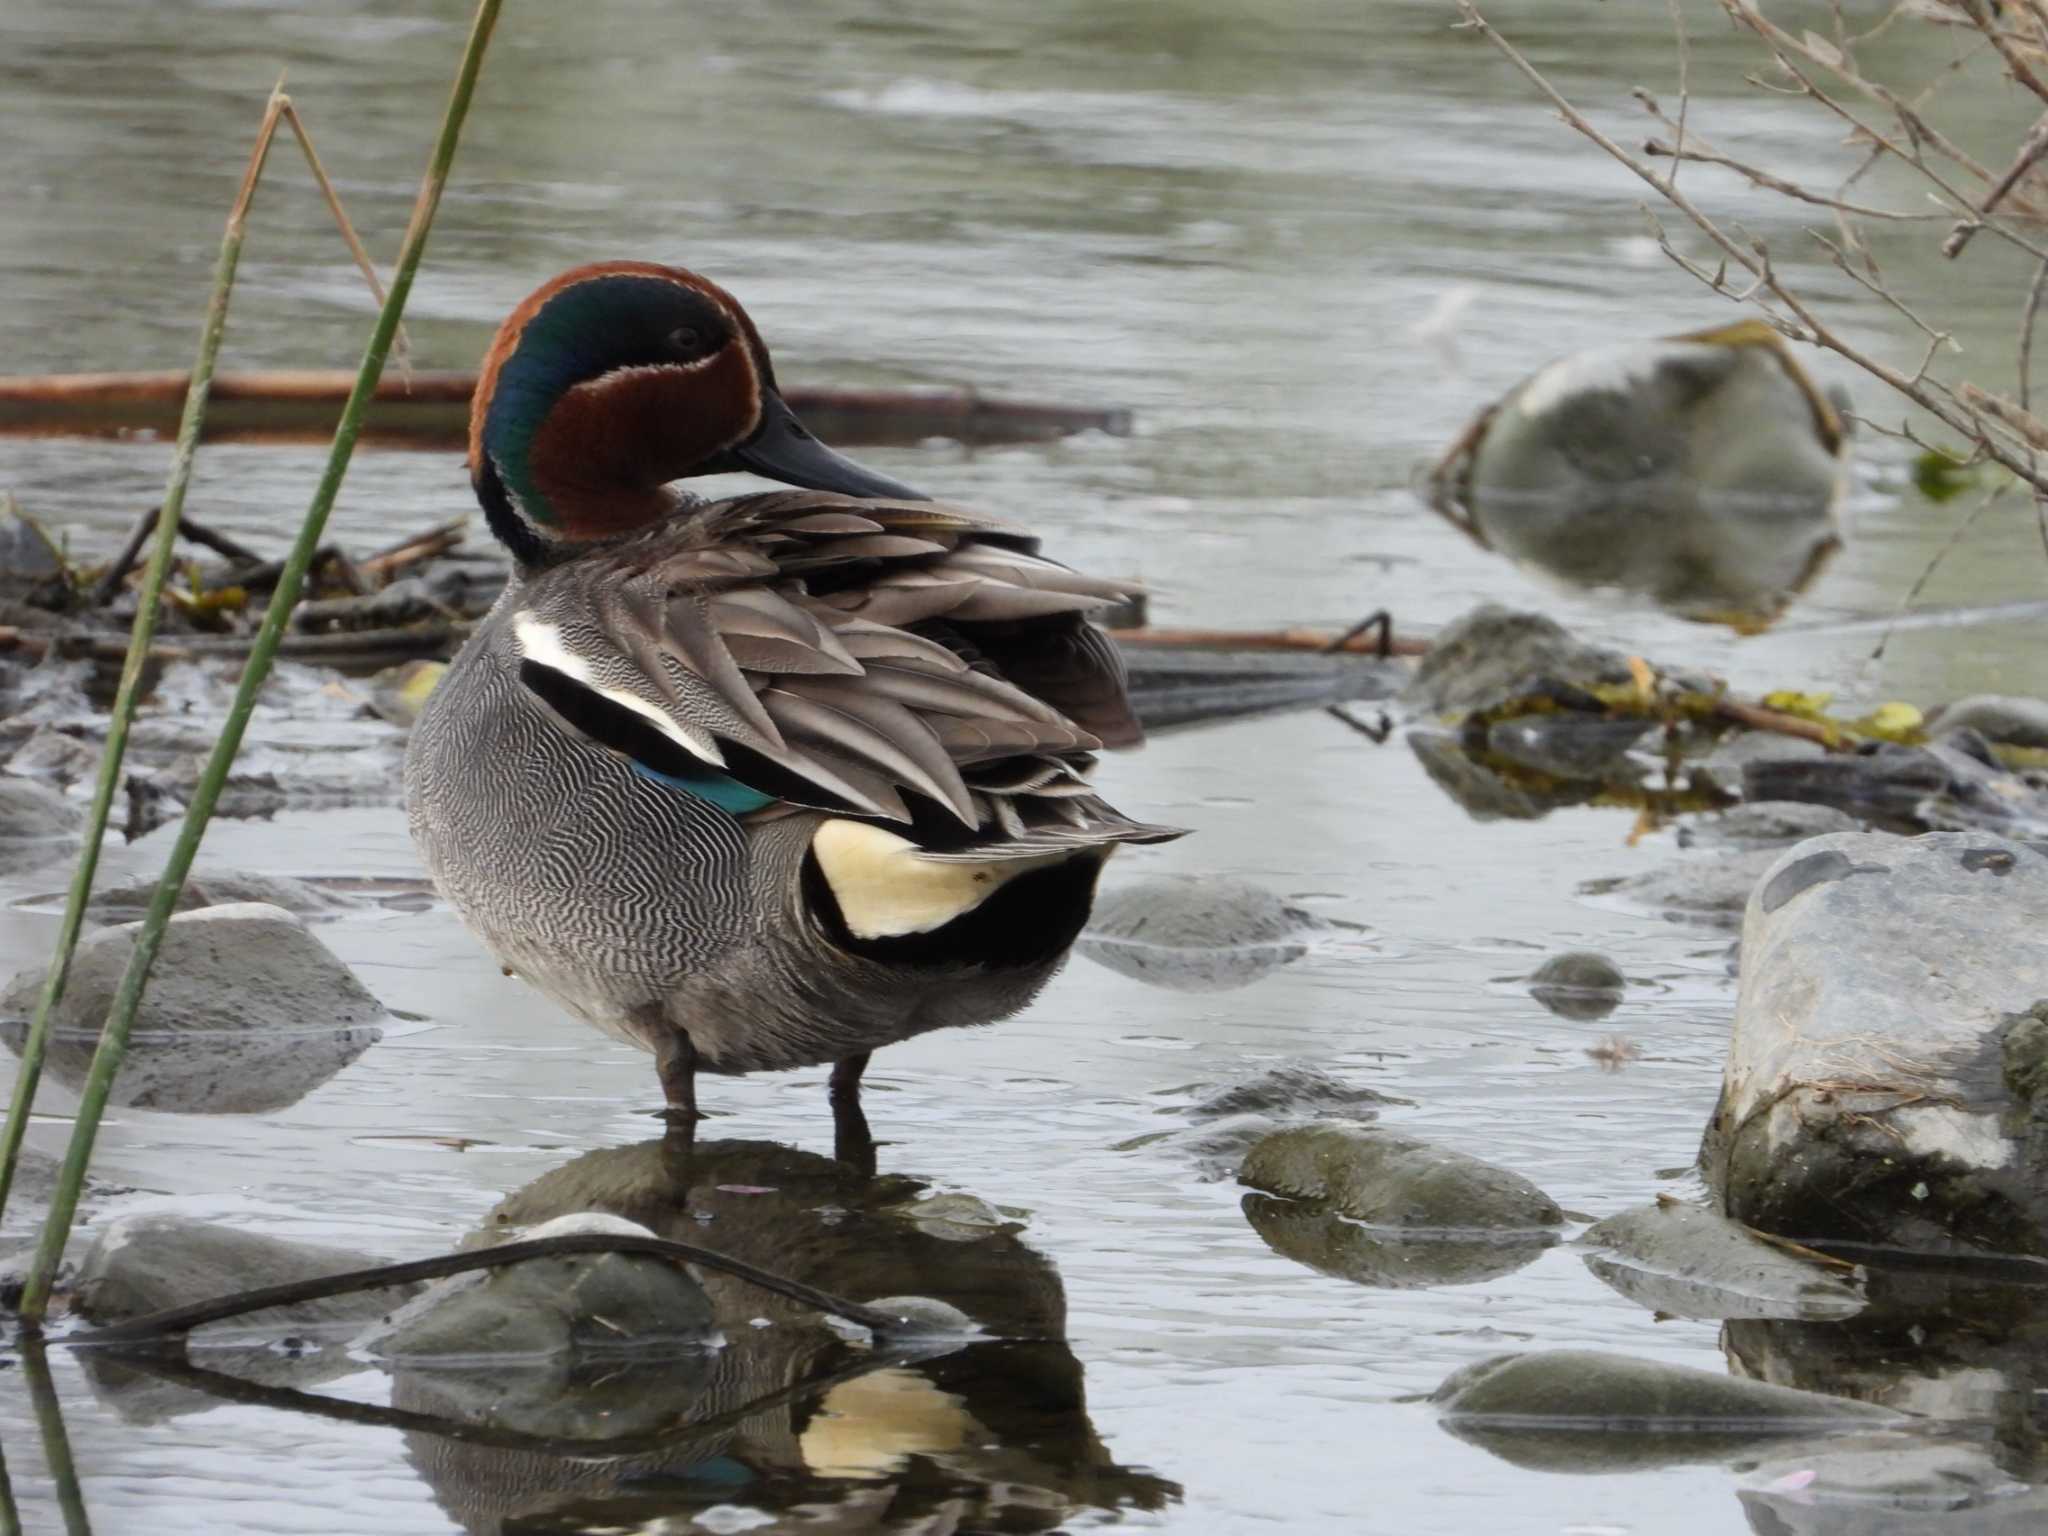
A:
[1434, 323, 1847, 627]
[0, 900, 385, 1113]
[1703, 832, 2048, 1256]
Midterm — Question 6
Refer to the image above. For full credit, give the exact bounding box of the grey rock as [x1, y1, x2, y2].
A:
[0, 777, 83, 876]
[1928, 695, 2048, 750]
[1433, 1349, 1901, 1473]
[1187, 1062, 1399, 1122]
[81, 869, 357, 926]
[75, 1211, 408, 1329]
[1528, 951, 1626, 1020]
[1578, 1198, 1865, 1321]
[1684, 801, 1861, 848]
[1238, 1124, 1562, 1231]
[0, 499, 67, 599]
[1078, 876, 1332, 992]
[1583, 844, 1783, 930]
[1485, 714, 1651, 780]
[364, 1212, 714, 1363]
[1408, 728, 1589, 823]
[1243, 1191, 1553, 1289]
[1453, 331, 1845, 626]
[1401, 605, 1638, 719]
[0, 901, 385, 1113]
[1745, 740, 2048, 840]
[1739, 1437, 2044, 1534]
[5, 727, 97, 785]
[1703, 831, 2048, 1256]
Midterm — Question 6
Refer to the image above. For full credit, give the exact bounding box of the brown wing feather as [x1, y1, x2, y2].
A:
[512, 489, 1172, 844]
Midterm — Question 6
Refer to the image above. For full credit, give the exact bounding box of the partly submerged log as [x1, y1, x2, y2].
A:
[0, 369, 1132, 450]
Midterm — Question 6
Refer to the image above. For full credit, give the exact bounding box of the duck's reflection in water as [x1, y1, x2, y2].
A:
[392, 1135, 1177, 1534]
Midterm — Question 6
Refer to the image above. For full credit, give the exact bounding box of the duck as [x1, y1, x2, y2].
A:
[404, 260, 1182, 1147]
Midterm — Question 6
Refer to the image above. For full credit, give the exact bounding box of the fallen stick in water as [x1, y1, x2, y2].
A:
[0, 369, 1133, 449]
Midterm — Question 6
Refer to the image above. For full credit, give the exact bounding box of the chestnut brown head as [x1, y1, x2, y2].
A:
[470, 260, 922, 563]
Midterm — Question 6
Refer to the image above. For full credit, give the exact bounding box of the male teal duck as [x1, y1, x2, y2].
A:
[405, 260, 1181, 1144]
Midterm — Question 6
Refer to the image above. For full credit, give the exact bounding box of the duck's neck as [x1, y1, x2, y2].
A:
[477, 451, 687, 567]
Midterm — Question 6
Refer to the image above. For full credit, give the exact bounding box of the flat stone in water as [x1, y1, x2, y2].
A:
[1928, 694, 2048, 750]
[0, 900, 386, 1113]
[1578, 1199, 1865, 1321]
[0, 777, 83, 876]
[1584, 845, 1783, 930]
[1078, 876, 1329, 992]
[1187, 1061, 1400, 1121]
[1243, 1192, 1553, 1289]
[1682, 801, 1861, 849]
[1239, 1124, 1562, 1232]
[1400, 605, 1639, 720]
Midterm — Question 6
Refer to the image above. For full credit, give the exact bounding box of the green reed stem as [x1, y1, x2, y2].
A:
[14, 0, 502, 1325]
[20, 1341, 91, 1536]
[0, 86, 289, 1228]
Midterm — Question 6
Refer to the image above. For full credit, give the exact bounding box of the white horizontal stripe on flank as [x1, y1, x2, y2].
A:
[513, 614, 726, 767]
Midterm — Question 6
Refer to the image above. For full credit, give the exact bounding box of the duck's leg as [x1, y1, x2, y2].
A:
[829, 1051, 874, 1175]
[655, 1029, 703, 1127]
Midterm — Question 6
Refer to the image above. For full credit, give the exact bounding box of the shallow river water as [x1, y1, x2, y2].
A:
[3, 2, 2047, 1533]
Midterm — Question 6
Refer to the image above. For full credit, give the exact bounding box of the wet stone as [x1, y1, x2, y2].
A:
[1583, 844, 1783, 930]
[1703, 831, 2048, 1256]
[1928, 694, 2048, 751]
[1433, 1349, 1902, 1474]
[80, 868, 359, 926]
[0, 900, 386, 1113]
[1450, 327, 1846, 627]
[74, 1211, 413, 1328]
[1485, 714, 1651, 780]
[1077, 875, 1334, 992]
[1238, 1124, 1562, 1232]
[0, 777, 83, 876]
[1187, 1062, 1399, 1121]
[363, 1212, 715, 1361]
[1739, 1437, 2044, 1534]
[1681, 801, 1861, 849]
[1578, 1198, 1865, 1321]
[1400, 605, 1640, 720]
[1527, 951, 1626, 1021]
[1409, 729, 1591, 823]
[1744, 740, 2048, 839]
[5, 726, 97, 785]
[1243, 1191, 1553, 1289]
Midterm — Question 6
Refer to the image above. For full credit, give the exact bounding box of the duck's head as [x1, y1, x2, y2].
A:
[469, 260, 924, 563]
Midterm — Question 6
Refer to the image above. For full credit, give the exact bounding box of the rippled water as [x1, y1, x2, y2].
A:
[3, 2, 2045, 1532]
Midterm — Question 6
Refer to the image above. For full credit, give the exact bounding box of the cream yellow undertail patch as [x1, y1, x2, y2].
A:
[811, 819, 1066, 940]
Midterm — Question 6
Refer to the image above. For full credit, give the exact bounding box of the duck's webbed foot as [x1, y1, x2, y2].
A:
[829, 1051, 874, 1175]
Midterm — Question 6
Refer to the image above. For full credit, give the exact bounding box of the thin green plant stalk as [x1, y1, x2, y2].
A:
[15, 0, 502, 1325]
[0, 85, 289, 1226]
[20, 1340, 91, 1536]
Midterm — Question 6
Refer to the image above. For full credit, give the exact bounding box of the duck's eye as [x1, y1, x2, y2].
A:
[669, 325, 704, 352]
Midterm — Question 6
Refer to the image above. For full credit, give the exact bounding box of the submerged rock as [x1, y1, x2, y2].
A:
[78, 868, 357, 926]
[1243, 1192, 1553, 1289]
[0, 900, 385, 1113]
[1187, 1062, 1400, 1122]
[1433, 1349, 1901, 1473]
[1077, 876, 1340, 992]
[1579, 1198, 1865, 1321]
[366, 1212, 713, 1359]
[1400, 605, 1641, 720]
[1239, 1124, 1562, 1232]
[1583, 844, 1782, 929]
[5, 726, 97, 785]
[1527, 950, 1626, 1020]
[1745, 739, 2048, 840]
[1434, 322, 1846, 628]
[1484, 713, 1651, 780]
[1408, 729, 1592, 823]
[1682, 801, 1861, 849]
[1739, 1436, 2044, 1534]
[1703, 831, 2048, 1257]
[0, 777, 83, 876]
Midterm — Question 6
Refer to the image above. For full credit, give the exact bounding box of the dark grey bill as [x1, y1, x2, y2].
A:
[732, 390, 928, 500]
